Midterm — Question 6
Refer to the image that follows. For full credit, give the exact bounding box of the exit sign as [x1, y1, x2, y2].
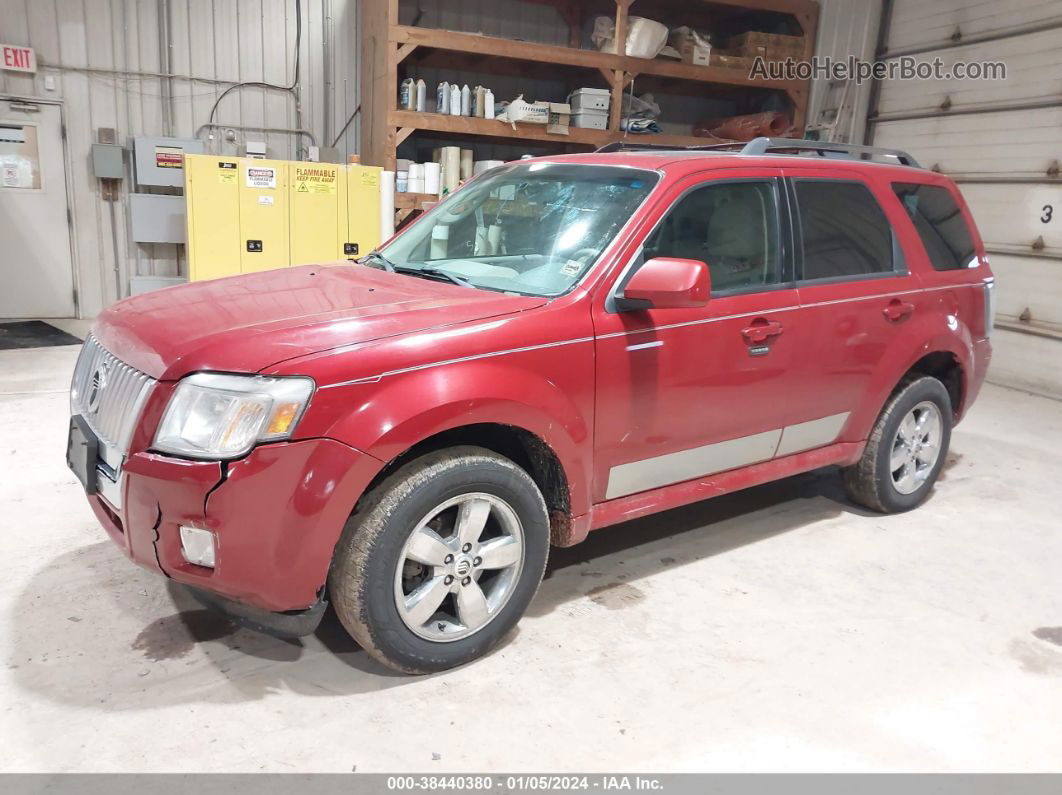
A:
[2, 44, 36, 73]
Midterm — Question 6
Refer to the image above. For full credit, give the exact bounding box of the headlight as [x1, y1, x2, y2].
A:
[153, 373, 314, 459]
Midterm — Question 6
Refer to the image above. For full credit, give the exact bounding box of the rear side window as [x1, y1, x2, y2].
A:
[892, 183, 977, 270]
[795, 181, 894, 280]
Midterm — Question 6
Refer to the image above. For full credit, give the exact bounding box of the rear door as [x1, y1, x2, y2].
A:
[785, 167, 926, 443]
[591, 169, 808, 502]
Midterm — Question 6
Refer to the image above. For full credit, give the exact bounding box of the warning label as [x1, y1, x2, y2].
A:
[294, 165, 337, 195]
[359, 170, 379, 187]
[155, 146, 183, 169]
[246, 166, 276, 189]
[218, 161, 237, 184]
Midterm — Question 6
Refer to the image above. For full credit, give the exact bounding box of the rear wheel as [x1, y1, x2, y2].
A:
[329, 446, 550, 673]
[843, 376, 952, 513]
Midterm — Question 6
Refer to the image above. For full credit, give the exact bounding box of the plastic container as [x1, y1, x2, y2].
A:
[399, 78, 416, 110]
[415, 79, 427, 111]
[572, 110, 608, 130]
[436, 82, 450, 114]
[569, 88, 611, 113]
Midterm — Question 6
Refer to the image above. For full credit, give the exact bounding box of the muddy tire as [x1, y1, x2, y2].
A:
[843, 375, 953, 513]
[329, 446, 550, 674]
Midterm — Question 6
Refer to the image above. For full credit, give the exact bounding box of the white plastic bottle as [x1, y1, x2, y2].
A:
[449, 84, 461, 116]
[460, 84, 472, 116]
[415, 78, 427, 111]
[484, 88, 495, 119]
[399, 78, 415, 110]
[436, 81, 450, 114]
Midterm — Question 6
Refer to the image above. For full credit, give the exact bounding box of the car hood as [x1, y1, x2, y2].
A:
[93, 264, 545, 380]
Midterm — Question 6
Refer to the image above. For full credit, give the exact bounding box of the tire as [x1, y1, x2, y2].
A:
[843, 375, 953, 513]
[329, 446, 550, 674]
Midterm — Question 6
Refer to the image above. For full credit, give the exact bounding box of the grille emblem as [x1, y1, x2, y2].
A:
[86, 362, 110, 414]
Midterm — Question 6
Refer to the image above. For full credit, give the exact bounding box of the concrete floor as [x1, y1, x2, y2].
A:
[2, 342, 1061, 773]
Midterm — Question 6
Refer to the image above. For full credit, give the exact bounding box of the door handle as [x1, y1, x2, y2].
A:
[741, 319, 784, 344]
[883, 300, 915, 322]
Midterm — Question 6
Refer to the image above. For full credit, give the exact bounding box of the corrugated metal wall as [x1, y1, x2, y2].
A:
[0, 0, 343, 319]
[807, 0, 882, 144]
[869, 0, 1062, 397]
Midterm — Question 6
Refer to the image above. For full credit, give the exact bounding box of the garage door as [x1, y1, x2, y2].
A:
[868, 0, 1062, 397]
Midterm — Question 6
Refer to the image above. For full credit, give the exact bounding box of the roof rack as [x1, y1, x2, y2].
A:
[740, 137, 921, 167]
[595, 136, 921, 168]
[594, 140, 743, 154]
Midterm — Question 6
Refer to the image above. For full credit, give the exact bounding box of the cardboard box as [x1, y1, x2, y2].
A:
[547, 102, 571, 135]
[710, 50, 755, 71]
[670, 27, 712, 67]
[521, 101, 550, 124]
[726, 31, 805, 61]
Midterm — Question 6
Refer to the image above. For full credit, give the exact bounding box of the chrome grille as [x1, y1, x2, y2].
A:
[70, 336, 156, 454]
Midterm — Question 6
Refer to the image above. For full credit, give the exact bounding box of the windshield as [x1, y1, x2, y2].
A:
[377, 163, 659, 296]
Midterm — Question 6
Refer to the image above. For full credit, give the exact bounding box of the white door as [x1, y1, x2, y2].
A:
[0, 99, 76, 318]
[867, 0, 1062, 397]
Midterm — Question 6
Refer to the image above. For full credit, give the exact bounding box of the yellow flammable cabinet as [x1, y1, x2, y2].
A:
[185, 154, 383, 281]
[239, 159, 290, 273]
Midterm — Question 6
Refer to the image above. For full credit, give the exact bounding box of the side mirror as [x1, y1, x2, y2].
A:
[616, 257, 710, 311]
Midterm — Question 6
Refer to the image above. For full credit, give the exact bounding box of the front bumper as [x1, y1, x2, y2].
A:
[87, 436, 382, 615]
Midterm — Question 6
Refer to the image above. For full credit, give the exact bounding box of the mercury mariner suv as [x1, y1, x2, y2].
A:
[68, 138, 994, 673]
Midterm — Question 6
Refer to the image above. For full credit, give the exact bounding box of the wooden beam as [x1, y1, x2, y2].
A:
[389, 25, 800, 93]
[395, 42, 418, 64]
[389, 109, 734, 150]
[609, 1, 630, 131]
[396, 126, 415, 146]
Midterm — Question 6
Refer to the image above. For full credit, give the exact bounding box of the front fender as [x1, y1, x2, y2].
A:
[302, 356, 595, 517]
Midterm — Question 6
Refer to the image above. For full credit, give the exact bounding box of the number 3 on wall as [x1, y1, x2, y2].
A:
[1043, 205, 1054, 224]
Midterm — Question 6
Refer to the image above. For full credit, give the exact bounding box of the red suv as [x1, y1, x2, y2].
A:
[68, 138, 994, 673]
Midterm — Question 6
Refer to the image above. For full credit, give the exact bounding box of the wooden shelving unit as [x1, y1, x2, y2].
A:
[361, 0, 819, 215]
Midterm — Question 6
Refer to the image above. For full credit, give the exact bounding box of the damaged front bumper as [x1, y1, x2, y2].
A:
[85, 436, 382, 632]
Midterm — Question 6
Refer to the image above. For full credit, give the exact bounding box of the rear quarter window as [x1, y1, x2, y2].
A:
[892, 182, 977, 271]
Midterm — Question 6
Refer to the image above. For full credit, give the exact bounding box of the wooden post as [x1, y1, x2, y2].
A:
[609, 0, 631, 132]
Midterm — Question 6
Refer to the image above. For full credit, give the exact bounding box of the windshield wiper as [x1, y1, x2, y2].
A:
[395, 265, 474, 289]
[361, 251, 473, 288]
[358, 250, 397, 272]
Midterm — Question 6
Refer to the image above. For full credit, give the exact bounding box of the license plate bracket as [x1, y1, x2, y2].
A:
[67, 415, 99, 495]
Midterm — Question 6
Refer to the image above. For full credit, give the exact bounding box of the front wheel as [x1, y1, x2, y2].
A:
[329, 446, 550, 673]
[843, 375, 953, 513]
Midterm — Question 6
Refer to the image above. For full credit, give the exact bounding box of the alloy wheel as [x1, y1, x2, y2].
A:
[393, 493, 525, 642]
[890, 400, 943, 495]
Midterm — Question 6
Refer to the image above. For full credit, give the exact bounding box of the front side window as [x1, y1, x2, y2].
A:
[378, 163, 658, 296]
[642, 180, 782, 293]
[892, 182, 977, 270]
[795, 181, 894, 280]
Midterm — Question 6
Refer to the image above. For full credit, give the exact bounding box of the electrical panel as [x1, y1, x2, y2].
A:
[184, 155, 383, 282]
[133, 136, 204, 187]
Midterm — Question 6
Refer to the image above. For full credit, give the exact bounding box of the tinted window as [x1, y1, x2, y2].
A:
[893, 182, 976, 270]
[643, 181, 781, 293]
[795, 181, 894, 280]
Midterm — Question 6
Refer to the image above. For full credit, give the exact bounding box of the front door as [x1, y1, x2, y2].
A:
[0, 99, 75, 318]
[591, 171, 807, 503]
